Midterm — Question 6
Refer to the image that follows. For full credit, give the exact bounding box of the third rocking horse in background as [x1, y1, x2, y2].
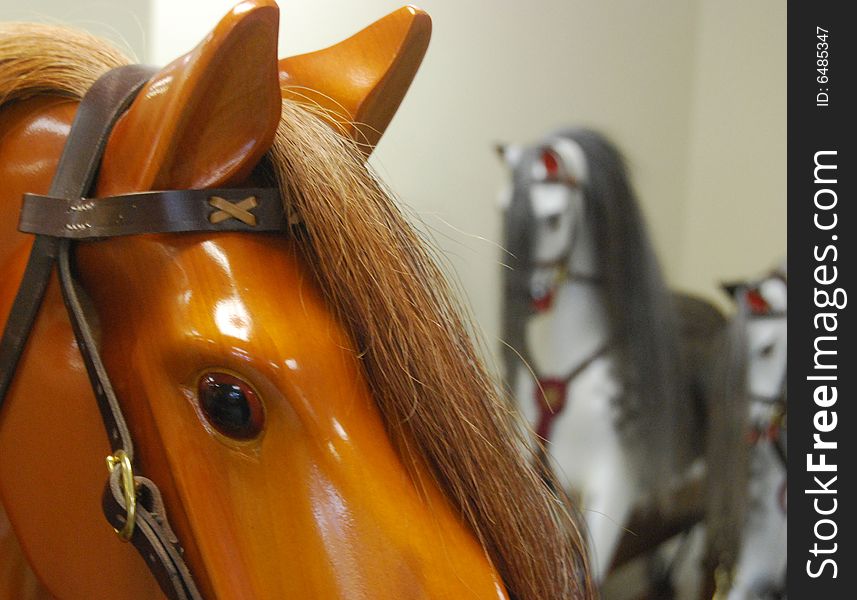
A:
[706, 267, 787, 600]
[497, 129, 728, 591]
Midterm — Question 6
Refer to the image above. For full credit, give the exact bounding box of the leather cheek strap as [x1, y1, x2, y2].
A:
[0, 64, 157, 406]
[58, 239, 204, 600]
[104, 472, 201, 600]
[0, 66, 204, 600]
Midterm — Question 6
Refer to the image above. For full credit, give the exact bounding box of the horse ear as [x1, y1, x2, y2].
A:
[278, 6, 431, 154]
[720, 281, 742, 301]
[496, 143, 523, 169]
[96, 0, 282, 196]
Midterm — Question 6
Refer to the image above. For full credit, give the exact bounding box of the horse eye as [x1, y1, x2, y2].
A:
[198, 372, 264, 440]
[759, 343, 776, 358]
[546, 214, 562, 230]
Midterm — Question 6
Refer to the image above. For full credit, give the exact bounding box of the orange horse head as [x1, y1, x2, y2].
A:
[0, 3, 590, 598]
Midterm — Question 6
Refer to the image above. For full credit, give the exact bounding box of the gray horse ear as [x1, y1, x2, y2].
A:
[720, 281, 742, 301]
[495, 143, 523, 169]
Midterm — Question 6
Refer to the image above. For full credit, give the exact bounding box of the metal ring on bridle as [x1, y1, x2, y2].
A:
[106, 449, 137, 541]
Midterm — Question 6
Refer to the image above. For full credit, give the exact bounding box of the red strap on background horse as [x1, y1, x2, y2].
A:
[534, 378, 570, 440]
[532, 340, 613, 442]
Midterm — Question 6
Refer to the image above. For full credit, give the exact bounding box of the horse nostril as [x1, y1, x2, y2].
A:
[759, 343, 776, 358]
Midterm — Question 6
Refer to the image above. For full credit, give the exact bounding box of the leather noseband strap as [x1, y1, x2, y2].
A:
[0, 66, 287, 599]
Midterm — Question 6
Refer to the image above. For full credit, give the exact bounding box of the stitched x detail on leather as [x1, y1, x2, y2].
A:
[209, 195, 258, 225]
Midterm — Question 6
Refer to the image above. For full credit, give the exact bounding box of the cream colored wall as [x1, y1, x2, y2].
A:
[149, 0, 703, 362]
[0, 0, 150, 61]
[1, 0, 785, 359]
[361, 1, 702, 359]
[679, 0, 786, 304]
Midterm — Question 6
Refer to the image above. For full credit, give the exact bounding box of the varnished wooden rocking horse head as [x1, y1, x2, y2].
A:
[0, 2, 590, 598]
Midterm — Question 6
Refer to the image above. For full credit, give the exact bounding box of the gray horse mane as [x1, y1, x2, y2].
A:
[705, 268, 788, 573]
[501, 145, 540, 385]
[704, 296, 751, 571]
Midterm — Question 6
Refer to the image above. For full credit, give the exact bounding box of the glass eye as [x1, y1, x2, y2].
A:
[198, 372, 264, 440]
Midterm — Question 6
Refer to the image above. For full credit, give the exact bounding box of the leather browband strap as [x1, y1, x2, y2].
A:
[20, 187, 284, 238]
[0, 65, 286, 599]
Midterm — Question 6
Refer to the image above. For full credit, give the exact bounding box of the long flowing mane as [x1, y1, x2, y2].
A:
[0, 23, 592, 599]
[704, 299, 751, 574]
[504, 127, 694, 492]
[500, 144, 541, 395]
[553, 129, 692, 489]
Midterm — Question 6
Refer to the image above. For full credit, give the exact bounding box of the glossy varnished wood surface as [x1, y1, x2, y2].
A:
[99, 0, 281, 195]
[0, 97, 165, 600]
[279, 5, 431, 152]
[0, 505, 53, 599]
[1, 1, 509, 598]
[74, 232, 508, 599]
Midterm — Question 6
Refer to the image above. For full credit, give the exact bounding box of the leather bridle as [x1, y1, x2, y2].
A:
[525, 180, 610, 437]
[528, 189, 601, 286]
[0, 66, 287, 599]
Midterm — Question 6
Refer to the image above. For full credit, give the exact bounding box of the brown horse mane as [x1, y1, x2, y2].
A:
[0, 23, 592, 599]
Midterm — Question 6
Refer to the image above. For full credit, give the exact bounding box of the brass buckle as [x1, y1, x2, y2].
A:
[106, 449, 137, 541]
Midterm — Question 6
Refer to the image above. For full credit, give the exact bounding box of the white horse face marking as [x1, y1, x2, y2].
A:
[746, 319, 786, 417]
[525, 140, 590, 310]
[731, 272, 788, 598]
[527, 183, 580, 306]
[742, 277, 787, 420]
